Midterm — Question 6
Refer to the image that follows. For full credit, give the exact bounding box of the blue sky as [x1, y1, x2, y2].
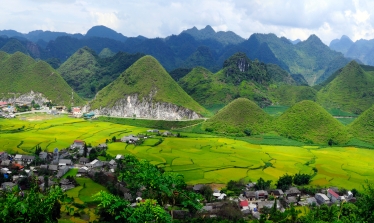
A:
[1, 0, 374, 44]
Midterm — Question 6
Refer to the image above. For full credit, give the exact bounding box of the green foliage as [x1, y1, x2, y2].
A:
[58, 47, 144, 99]
[0, 181, 63, 223]
[293, 173, 312, 185]
[0, 51, 84, 106]
[226, 180, 246, 195]
[270, 85, 317, 106]
[169, 67, 192, 81]
[90, 55, 210, 116]
[275, 100, 349, 144]
[255, 177, 272, 190]
[275, 174, 293, 191]
[317, 61, 374, 114]
[202, 98, 272, 134]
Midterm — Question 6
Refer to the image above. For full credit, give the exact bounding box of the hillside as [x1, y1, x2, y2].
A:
[202, 98, 272, 134]
[329, 35, 354, 55]
[85, 25, 127, 42]
[179, 52, 300, 108]
[316, 61, 374, 114]
[349, 105, 374, 144]
[89, 55, 210, 119]
[275, 100, 349, 144]
[58, 47, 144, 99]
[0, 51, 84, 106]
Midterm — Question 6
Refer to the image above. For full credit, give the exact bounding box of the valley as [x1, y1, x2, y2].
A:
[1, 113, 373, 191]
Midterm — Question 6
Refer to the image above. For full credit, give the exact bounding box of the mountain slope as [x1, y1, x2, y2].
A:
[85, 25, 127, 42]
[329, 35, 354, 55]
[0, 51, 84, 106]
[202, 98, 272, 134]
[58, 47, 144, 99]
[349, 105, 374, 143]
[316, 61, 374, 114]
[89, 56, 210, 119]
[275, 100, 349, 144]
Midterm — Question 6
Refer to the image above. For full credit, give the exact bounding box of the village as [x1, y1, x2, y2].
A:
[0, 132, 357, 221]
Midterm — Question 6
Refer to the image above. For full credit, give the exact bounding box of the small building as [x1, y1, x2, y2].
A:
[78, 167, 88, 175]
[71, 140, 85, 150]
[0, 152, 8, 160]
[109, 159, 117, 167]
[307, 197, 318, 206]
[272, 189, 284, 197]
[39, 152, 48, 160]
[327, 189, 340, 203]
[98, 143, 107, 149]
[115, 154, 124, 160]
[72, 107, 82, 117]
[59, 159, 73, 166]
[286, 196, 298, 205]
[243, 191, 256, 200]
[315, 193, 330, 205]
[1, 160, 11, 167]
[239, 200, 249, 209]
[56, 166, 69, 178]
[193, 184, 204, 192]
[121, 135, 139, 143]
[147, 129, 159, 133]
[22, 155, 35, 162]
[48, 165, 59, 172]
[162, 131, 172, 136]
[14, 154, 23, 161]
[86, 159, 103, 168]
[79, 157, 89, 165]
[285, 187, 301, 197]
[258, 201, 281, 211]
[255, 190, 269, 200]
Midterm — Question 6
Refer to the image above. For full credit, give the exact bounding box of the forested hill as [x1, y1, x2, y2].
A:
[0, 51, 84, 106]
[0, 26, 351, 85]
[58, 47, 144, 99]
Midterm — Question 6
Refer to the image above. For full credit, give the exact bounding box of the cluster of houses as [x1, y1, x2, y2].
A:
[191, 183, 356, 220]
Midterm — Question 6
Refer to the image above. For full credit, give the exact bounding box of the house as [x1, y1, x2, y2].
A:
[307, 197, 317, 206]
[58, 159, 73, 166]
[327, 189, 340, 203]
[315, 193, 330, 205]
[121, 135, 139, 143]
[147, 129, 159, 133]
[243, 191, 256, 200]
[86, 159, 103, 168]
[193, 184, 204, 192]
[109, 159, 117, 167]
[239, 200, 249, 209]
[258, 201, 281, 211]
[14, 154, 23, 161]
[0, 101, 7, 108]
[11, 163, 24, 170]
[22, 155, 35, 162]
[98, 143, 107, 149]
[115, 154, 124, 160]
[2, 182, 16, 191]
[162, 131, 172, 136]
[285, 187, 301, 197]
[48, 165, 59, 172]
[56, 166, 69, 178]
[1, 160, 10, 167]
[272, 189, 284, 197]
[78, 167, 88, 175]
[255, 190, 269, 200]
[71, 140, 85, 150]
[286, 196, 298, 205]
[79, 157, 89, 165]
[0, 152, 8, 160]
[39, 152, 48, 160]
[72, 107, 82, 117]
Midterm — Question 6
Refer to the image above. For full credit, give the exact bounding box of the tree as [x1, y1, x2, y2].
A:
[83, 143, 88, 158]
[276, 174, 293, 191]
[112, 136, 117, 142]
[44, 175, 49, 190]
[255, 177, 272, 190]
[201, 185, 214, 202]
[293, 173, 312, 185]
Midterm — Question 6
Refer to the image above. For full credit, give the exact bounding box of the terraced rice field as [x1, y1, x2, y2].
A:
[1, 114, 374, 190]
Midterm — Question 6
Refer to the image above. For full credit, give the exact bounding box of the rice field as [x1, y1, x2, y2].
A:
[1, 113, 374, 190]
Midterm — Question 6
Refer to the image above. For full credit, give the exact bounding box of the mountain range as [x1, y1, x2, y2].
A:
[0, 25, 355, 85]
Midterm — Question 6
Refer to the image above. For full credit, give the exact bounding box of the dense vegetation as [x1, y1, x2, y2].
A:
[349, 104, 374, 143]
[0, 51, 84, 106]
[202, 98, 272, 134]
[58, 47, 144, 99]
[179, 53, 301, 108]
[275, 100, 349, 144]
[317, 60, 374, 114]
[90, 55, 210, 116]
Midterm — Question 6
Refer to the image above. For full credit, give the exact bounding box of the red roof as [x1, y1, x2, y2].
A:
[240, 200, 249, 207]
[73, 108, 81, 112]
[328, 189, 340, 198]
[74, 140, 85, 143]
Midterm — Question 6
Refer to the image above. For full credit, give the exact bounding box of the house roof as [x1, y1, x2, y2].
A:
[255, 190, 269, 195]
[109, 159, 116, 165]
[79, 157, 89, 162]
[328, 189, 340, 198]
[315, 193, 329, 201]
[240, 200, 249, 207]
[244, 191, 256, 197]
[115, 155, 124, 159]
[90, 159, 100, 165]
[272, 189, 284, 195]
[74, 140, 85, 144]
[15, 154, 22, 159]
[193, 184, 204, 191]
[286, 187, 301, 194]
[287, 196, 298, 203]
[98, 143, 107, 147]
[12, 163, 24, 169]
[58, 159, 72, 165]
[48, 165, 58, 171]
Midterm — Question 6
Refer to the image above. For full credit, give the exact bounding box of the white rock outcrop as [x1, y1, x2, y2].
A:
[0, 91, 49, 105]
[88, 94, 202, 120]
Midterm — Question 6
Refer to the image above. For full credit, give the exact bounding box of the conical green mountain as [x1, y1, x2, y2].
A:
[349, 105, 374, 143]
[275, 100, 349, 144]
[0, 51, 84, 106]
[202, 98, 272, 134]
[317, 61, 374, 114]
[90, 55, 210, 118]
[179, 52, 299, 108]
[58, 47, 144, 99]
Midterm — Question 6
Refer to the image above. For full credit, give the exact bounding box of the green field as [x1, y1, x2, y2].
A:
[1, 114, 374, 190]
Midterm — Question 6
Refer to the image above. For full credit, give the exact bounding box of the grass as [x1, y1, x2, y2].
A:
[263, 105, 289, 117]
[62, 169, 78, 179]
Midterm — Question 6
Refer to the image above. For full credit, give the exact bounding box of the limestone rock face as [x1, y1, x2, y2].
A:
[88, 94, 202, 120]
[1, 91, 49, 105]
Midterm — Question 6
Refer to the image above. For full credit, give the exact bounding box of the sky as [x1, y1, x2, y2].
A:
[1, 0, 374, 44]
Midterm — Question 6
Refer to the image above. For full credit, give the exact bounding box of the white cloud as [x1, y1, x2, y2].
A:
[1, 0, 374, 44]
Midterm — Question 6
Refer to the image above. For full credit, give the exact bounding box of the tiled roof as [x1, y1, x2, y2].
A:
[328, 189, 340, 198]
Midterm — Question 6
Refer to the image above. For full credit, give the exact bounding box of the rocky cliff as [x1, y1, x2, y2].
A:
[0, 91, 49, 105]
[87, 94, 202, 120]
